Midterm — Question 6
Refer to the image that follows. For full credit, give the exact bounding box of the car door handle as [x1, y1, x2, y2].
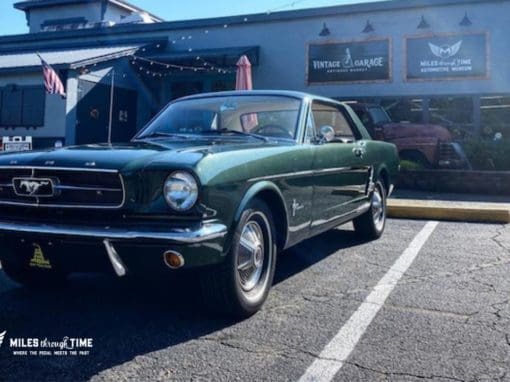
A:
[353, 148, 365, 158]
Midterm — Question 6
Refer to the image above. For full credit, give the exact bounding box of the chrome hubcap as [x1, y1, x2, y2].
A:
[237, 220, 265, 292]
[372, 187, 385, 231]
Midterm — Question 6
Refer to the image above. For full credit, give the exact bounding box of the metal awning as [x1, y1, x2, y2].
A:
[0, 43, 161, 73]
[147, 46, 259, 67]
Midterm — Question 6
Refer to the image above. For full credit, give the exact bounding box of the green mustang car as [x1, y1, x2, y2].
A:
[0, 90, 398, 316]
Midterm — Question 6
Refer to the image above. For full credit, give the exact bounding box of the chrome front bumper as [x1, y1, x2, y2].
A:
[0, 220, 228, 244]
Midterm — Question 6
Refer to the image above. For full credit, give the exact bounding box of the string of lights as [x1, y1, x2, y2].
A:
[74, 11, 263, 80]
[266, 0, 310, 13]
[78, 53, 235, 80]
[131, 55, 234, 75]
[71, 0, 315, 82]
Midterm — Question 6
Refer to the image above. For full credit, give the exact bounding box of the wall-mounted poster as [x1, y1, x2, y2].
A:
[307, 39, 391, 84]
[406, 33, 488, 81]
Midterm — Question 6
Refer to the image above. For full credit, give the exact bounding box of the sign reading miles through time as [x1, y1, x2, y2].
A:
[307, 39, 390, 84]
[406, 33, 487, 80]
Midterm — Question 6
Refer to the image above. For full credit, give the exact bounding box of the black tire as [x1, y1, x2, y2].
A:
[200, 198, 277, 317]
[353, 180, 387, 240]
[0, 256, 67, 288]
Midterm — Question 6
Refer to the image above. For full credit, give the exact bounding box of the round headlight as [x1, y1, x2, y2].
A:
[163, 171, 198, 211]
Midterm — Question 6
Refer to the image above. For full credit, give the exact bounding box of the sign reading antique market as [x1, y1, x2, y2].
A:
[406, 33, 487, 80]
[308, 39, 390, 84]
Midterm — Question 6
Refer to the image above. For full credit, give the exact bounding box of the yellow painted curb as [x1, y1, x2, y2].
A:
[387, 199, 510, 224]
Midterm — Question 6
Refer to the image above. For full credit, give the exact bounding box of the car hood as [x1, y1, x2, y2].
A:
[0, 139, 282, 172]
[381, 122, 453, 141]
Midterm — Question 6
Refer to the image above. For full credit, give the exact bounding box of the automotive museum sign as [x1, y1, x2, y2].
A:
[307, 39, 391, 84]
[406, 33, 488, 80]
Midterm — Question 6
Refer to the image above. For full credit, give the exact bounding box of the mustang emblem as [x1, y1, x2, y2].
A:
[20, 180, 49, 195]
[428, 40, 463, 59]
[13, 178, 54, 197]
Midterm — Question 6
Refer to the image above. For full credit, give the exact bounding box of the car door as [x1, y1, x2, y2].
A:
[310, 100, 371, 233]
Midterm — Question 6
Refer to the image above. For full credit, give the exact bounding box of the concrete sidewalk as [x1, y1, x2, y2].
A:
[387, 190, 510, 223]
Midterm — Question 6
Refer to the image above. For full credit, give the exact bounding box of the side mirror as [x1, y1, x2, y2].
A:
[319, 125, 335, 143]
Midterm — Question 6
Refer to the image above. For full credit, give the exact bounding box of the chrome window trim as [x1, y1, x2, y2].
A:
[0, 167, 126, 209]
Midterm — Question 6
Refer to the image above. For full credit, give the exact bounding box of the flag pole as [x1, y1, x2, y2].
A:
[107, 69, 115, 145]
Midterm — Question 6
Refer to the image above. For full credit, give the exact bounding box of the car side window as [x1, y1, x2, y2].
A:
[311, 101, 357, 141]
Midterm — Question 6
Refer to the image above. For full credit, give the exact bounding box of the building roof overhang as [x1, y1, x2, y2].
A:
[0, 41, 166, 74]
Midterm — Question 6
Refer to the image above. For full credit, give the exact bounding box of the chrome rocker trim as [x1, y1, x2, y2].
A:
[0, 221, 228, 244]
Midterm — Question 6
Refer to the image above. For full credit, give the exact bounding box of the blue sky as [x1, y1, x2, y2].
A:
[0, 0, 380, 35]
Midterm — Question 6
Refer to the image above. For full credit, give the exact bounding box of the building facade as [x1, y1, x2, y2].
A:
[0, 0, 508, 148]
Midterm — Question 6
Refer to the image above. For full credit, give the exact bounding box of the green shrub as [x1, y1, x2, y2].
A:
[462, 139, 510, 171]
[399, 160, 425, 171]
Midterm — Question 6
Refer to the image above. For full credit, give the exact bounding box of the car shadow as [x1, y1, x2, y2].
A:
[274, 227, 366, 284]
[0, 226, 364, 381]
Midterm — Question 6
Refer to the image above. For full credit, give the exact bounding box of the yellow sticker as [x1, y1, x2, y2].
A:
[29, 244, 52, 269]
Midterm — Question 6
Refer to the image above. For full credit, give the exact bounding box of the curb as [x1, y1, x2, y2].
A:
[387, 199, 510, 224]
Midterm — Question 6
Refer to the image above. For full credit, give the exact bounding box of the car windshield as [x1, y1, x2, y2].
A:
[368, 107, 392, 125]
[137, 95, 302, 141]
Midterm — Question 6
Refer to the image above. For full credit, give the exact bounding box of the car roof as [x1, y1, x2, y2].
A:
[176, 90, 348, 106]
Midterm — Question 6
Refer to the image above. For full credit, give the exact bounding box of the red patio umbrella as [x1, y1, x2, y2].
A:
[236, 55, 253, 90]
[236, 55, 257, 129]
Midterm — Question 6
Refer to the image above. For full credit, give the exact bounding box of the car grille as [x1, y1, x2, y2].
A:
[0, 167, 125, 209]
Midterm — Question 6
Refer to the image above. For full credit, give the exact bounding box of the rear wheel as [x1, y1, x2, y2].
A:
[200, 199, 277, 317]
[353, 180, 386, 240]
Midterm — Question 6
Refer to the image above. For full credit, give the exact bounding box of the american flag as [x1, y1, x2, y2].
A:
[37, 54, 66, 97]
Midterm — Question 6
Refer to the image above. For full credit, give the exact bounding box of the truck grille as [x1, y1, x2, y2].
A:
[438, 142, 461, 161]
[0, 167, 125, 209]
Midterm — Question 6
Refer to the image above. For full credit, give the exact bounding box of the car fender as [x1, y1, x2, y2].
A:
[226, 181, 290, 250]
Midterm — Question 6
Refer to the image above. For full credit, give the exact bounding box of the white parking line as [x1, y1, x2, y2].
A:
[299, 221, 439, 382]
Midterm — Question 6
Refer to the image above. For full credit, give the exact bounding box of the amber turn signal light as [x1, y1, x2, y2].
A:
[163, 251, 185, 269]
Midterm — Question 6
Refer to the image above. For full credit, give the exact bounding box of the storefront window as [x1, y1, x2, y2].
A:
[429, 97, 473, 138]
[380, 98, 424, 124]
[211, 80, 235, 92]
[480, 95, 510, 139]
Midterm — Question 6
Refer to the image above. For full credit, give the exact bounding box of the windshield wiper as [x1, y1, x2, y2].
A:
[200, 128, 269, 142]
[136, 132, 190, 140]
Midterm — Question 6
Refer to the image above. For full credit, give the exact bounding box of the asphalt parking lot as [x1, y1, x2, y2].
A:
[0, 219, 509, 381]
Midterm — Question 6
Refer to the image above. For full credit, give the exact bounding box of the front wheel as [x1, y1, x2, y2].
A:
[200, 199, 277, 317]
[353, 181, 387, 240]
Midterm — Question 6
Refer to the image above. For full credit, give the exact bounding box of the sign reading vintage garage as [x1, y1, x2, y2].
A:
[307, 39, 390, 84]
[406, 33, 487, 80]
